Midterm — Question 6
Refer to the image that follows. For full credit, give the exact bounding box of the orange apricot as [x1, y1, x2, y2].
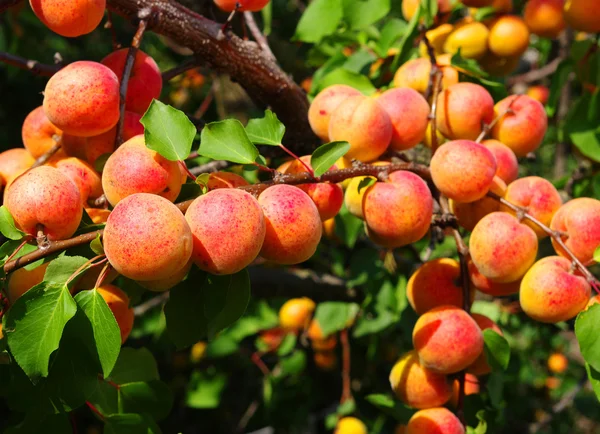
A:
[482, 139, 519, 184]
[55, 157, 103, 205]
[137, 259, 193, 292]
[450, 374, 480, 407]
[467, 313, 503, 375]
[308, 320, 338, 351]
[206, 171, 249, 190]
[488, 15, 530, 57]
[278, 297, 316, 331]
[419, 24, 454, 57]
[308, 85, 362, 141]
[469, 260, 521, 296]
[30, 0, 105, 37]
[344, 176, 374, 219]
[443, 21, 490, 59]
[524, 0, 566, 38]
[393, 56, 459, 96]
[334, 417, 367, 434]
[402, 0, 452, 20]
[460, 0, 493, 5]
[7, 262, 49, 303]
[450, 175, 507, 231]
[563, 0, 600, 34]
[314, 351, 337, 371]
[406, 407, 464, 434]
[213, 0, 270, 12]
[0, 148, 35, 185]
[21, 106, 62, 159]
[526, 85, 551, 105]
[547, 352, 568, 374]
[85, 208, 111, 224]
[96, 284, 134, 344]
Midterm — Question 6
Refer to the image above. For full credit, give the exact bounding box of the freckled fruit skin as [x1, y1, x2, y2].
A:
[467, 313, 503, 375]
[308, 85, 362, 141]
[185, 189, 266, 274]
[279, 297, 315, 331]
[96, 284, 134, 344]
[55, 157, 103, 205]
[30, 0, 106, 37]
[406, 407, 465, 434]
[5, 166, 82, 240]
[137, 259, 193, 292]
[43, 61, 120, 137]
[258, 185, 322, 265]
[213, 0, 270, 12]
[482, 139, 519, 184]
[102, 135, 182, 206]
[520, 256, 591, 323]
[21, 106, 62, 159]
[103, 193, 193, 281]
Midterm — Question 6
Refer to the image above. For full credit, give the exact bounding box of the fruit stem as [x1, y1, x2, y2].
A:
[31, 136, 62, 169]
[279, 144, 314, 176]
[475, 95, 520, 143]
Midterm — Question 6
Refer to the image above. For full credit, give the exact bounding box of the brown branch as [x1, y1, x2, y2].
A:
[475, 95, 521, 143]
[422, 31, 442, 154]
[189, 160, 230, 175]
[340, 329, 352, 404]
[0, 51, 60, 77]
[243, 12, 275, 62]
[133, 292, 169, 316]
[161, 57, 202, 81]
[0, 0, 23, 11]
[507, 56, 563, 87]
[31, 138, 62, 169]
[553, 30, 573, 179]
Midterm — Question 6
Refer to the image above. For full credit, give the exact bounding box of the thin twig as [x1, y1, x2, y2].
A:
[31, 137, 62, 169]
[340, 329, 352, 404]
[475, 96, 521, 143]
[0, 51, 60, 76]
[133, 292, 169, 316]
[193, 82, 215, 119]
[243, 11, 275, 62]
[236, 400, 259, 433]
[507, 56, 563, 87]
[189, 160, 230, 175]
[161, 57, 201, 81]
[422, 32, 443, 154]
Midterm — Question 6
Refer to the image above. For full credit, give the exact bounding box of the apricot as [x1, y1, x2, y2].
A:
[467, 313, 503, 375]
[278, 297, 315, 331]
[469, 260, 521, 296]
[258, 185, 322, 265]
[43, 61, 120, 137]
[21, 106, 62, 159]
[75, 265, 119, 290]
[389, 351, 452, 409]
[314, 351, 337, 371]
[501, 176, 562, 238]
[460, 0, 493, 5]
[85, 208, 111, 224]
[407, 258, 474, 315]
[547, 352, 568, 374]
[185, 189, 265, 274]
[363, 171, 433, 248]
[430, 140, 497, 203]
[213, 0, 269, 12]
[450, 175, 507, 231]
[96, 284, 134, 344]
[393, 56, 459, 96]
[490, 0, 513, 12]
[7, 262, 49, 303]
[443, 21, 490, 59]
[334, 417, 367, 434]
[137, 259, 193, 292]
[55, 157, 103, 205]
[206, 171, 249, 190]
[478, 51, 521, 76]
[481, 139, 519, 184]
[470, 212, 538, 283]
[413, 306, 484, 374]
[520, 256, 591, 323]
[103, 193, 193, 281]
[419, 24, 454, 57]
[526, 85, 550, 105]
[328, 95, 392, 162]
[308, 320, 338, 351]
[563, 0, 600, 34]
[436, 83, 495, 141]
[102, 49, 162, 115]
[423, 122, 447, 148]
[490, 95, 548, 157]
[450, 373, 480, 407]
[585, 295, 600, 310]
[377, 88, 430, 151]
[30, 0, 105, 37]
[344, 176, 374, 219]
[0, 148, 34, 185]
[102, 135, 182, 206]
[308, 85, 362, 141]
[406, 407, 464, 434]
[5, 166, 82, 240]
[402, 0, 452, 21]
[524, 0, 565, 38]
[488, 16, 530, 57]
[550, 198, 600, 265]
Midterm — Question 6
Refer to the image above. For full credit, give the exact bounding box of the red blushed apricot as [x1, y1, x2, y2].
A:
[185, 189, 265, 274]
[436, 83, 495, 141]
[102, 49, 162, 115]
[328, 95, 392, 162]
[407, 408, 464, 434]
[334, 417, 367, 434]
[393, 57, 459, 96]
[213, 0, 269, 12]
[55, 157, 103, 205]
[431, 140, 497, 203]
[21, 106, 62, 159]
[548, 352, 568, 374]
[96, 284, 134, 344]
[488, 15, 530, 57]
[482, 139, 519, 184]
[7, 262, 49, 303]
[467, 313, 503, 375]
[413, 306, 484, 374]
[258, 185, 322, 265]
[450, 175, 507, 231]
[550, 198, 600, 265]
[278, 297, 315, 332]
[43, 61, 120, 137]
[450, 374, 480, 407]
[469, 260, 521, 296]
[524, 0, 565, 38]
[206, 172, 249, 190]
[137, 259, 192, 292]
[470, 212, 538, 283]
[526, 85, 551, 105]
[0, 149, 34, 185]
[407, 258, 475, 315]
[520, 256, 591, 323]
[102, 135, 182, 206]
[563, 0, 600, 34]
[103, 193, 193, 281]
[490, 95, 548, 157]
[5, 166, 82, 240]
[377, 88, 430, 151]
[389, 351, 452, 409]
[363, 171, 433, 248]
[402, 0, 452, 20]
[308, 85, 362, 141]
[501, 176, 562, 238]
[30, 0, 105, 37]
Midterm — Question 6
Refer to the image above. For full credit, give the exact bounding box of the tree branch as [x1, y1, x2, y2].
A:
[0, 51, 60, 77]
[506, 56, 563, 87]
[243, 12, 275, 62]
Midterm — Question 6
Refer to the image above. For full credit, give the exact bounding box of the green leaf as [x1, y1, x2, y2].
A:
[342, 0, 390, 30]
[334, 203, 364, 249]
[390, 2, 421, 71]
[547, 59, 573, 118]
[90, 233, 104, 256]
[5, 412, 72, 434]
[104, 413, 161, 434]
[276, 333, 297, 356]
[43, 255, 89, 287]
[473, 6, 496, 21]
[311, 141, 350, 177]
[576, 303, 600, 372]
[293, 0, 343, 43]
[376, 18, 408, 57]
[594, 245, 600, 263]
[119, 380, 173, 421]
[279, 350, 306, 376]
[185, 370, 227, 409]
[261, 1, 272, 35]
[0, 206, 26, 240]
[483, 329, 510, 371]
[199, 119, 259, 164]
[5, 282, 77, 381]
[313, 302, 360, 336]
[486, 372, 503, 408]
[75, 289, 121, 377]
[140, 99, 195, 161]
[566, 94, 600, 162]
[108, 347, 159, 384]
[365, 394, 413, 422]
[245, 110, 285, 146]
[343, 49, 378, 74]
[318, 69, 376, 95]
[586, 363, 600, 402]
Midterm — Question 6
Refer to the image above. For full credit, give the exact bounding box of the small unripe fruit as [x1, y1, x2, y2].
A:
[334, 417, 367, 434]
[547, 352, 568, 374]
[278, 297, 316, 331]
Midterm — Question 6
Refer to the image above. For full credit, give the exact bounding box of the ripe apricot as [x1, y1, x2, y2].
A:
[0, 148, 34, 185]
[43, 61, 120, 137]
[7, 262, 49, 303]
[5, 166, 82, 240]
[460, 0, 493, 5]
[393, 56, 458, 96]
[21, 106, 61, 159]
[213, 0, 270, 12]
[258, 185, 322, 265]
[450, 176, 507, 231]
[206, 172, 249, 190]
[585, 295, 600, 310]
[308, 320, 338, 351]
[490, 95, 548, 157]
[314, 351, 337, 371]
[328, 95, 392, 162]
[185, 189, 265, 274]
[482, 139, 519, 184]
[470, 212, 538, 283]
[137, 259, 193, 292]
[450, 374, 480, 407]
[436, 83, 495, 141]
[520, 256, 591, 323]
[96, 284, 134, 344]
[344, 176, 374, 220]
[102, 135, 182, 206]
[402, 0, 452, 21]
[443, 21, 490, 59]
[419, 24, 454, 57]
[467, 313, 503, 375]
[389, 351, 452, 409]
[30, 0, 105, 37]
[547, 352, 568, 374]
[479, 52, 521, 76]
[563, 0, 600, 34]
[524, 0, 565, 38]
[526, 85, 550, 105]
[488, 16, 530, 57]
[406, 407, 464, 434]
[407, 258, 474, 315]
[278, 297, 315, 331]
[334, 417, 367, 434]
[85, 208, 111, 224]
[102, 49, 162, 115]
[55, 157, 103, 205]
[75, 265, 118, 290]
[469, 260, 521, 296]
[308, 85, 362, 141]
[430, 140, 497, 203]
[103, 193, 193, 281]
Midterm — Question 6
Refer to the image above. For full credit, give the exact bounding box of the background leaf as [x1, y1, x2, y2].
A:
[576, 304, 600, 372]
[314, 302, 360, 336]
[483, 329, 510, 371]
[293, 0, 343, 43]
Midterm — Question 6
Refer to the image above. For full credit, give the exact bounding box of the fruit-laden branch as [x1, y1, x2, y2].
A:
[0, 51, 60, 77]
